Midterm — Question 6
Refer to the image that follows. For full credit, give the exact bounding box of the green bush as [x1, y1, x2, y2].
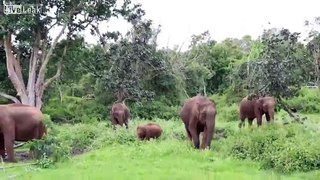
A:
[29, 114, 71, 168]
[285, 87, 320, 113]
[227, 123, 320, 173]
[217, 103, 239, 122]
[130, 100, 180, 120]
[58, 123, 99, 155]
[43, 96, 109, 123]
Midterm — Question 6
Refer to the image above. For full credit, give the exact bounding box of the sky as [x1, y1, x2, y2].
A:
[50, 0, 320, 51]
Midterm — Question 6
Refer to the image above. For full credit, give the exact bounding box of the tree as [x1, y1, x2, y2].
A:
[79, 18, 167, 103]
[184, 31, 216, 96]
[248, 28, 311, 120]
[0, 0, 144, 109]
[305, 17, 320, 86]
[184, 32, 246, 96]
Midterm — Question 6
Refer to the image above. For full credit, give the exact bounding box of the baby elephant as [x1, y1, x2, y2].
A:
[136, 123, 163, 140]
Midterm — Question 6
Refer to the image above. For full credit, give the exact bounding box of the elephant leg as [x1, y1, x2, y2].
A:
[0, 133, 5, 158]
[184, 124, 192, 141]
[124, 118, 128, 129]
[200, 129, 208, 149]
[3, 127, 16, 162]
[248, 118, 254, 126]
[256, 114, 263, 127]
[239, 113, 246, 128]
[204, 122, 215, 150]
[238, 118, 245, 128]
[188, 122, 200, 149]
[111, 117, 117, 130]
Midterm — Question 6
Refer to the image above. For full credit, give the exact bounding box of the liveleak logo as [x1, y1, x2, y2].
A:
[3, 4, 42, 15]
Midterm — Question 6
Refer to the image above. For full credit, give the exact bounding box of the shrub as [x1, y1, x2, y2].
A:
[29, 115, 71, 168]
[58, 124, 98, 155]
[217, 103, 239, 122]
[227, 123, 320, 173]
[43, 96, 109, 124]
[130, 100, 180, 120]
[285, 87, 320, 113]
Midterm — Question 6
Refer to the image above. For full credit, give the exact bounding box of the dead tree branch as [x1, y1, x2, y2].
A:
[0, 92, 21, 103]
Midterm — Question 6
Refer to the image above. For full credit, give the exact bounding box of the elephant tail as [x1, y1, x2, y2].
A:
[39, 121, 47, 138]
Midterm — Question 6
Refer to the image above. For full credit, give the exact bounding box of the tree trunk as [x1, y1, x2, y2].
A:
[277, 96, 303, 124]
[2, 23, 68, 109]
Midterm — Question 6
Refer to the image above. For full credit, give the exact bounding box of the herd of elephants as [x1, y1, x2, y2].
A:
[0, 94, 276, 163]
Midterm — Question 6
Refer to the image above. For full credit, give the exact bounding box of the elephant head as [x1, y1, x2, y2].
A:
[256, 96, 276, 121]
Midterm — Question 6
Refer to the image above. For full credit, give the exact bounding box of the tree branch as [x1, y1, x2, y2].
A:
[37, 3, 84, 83]
[43, 42, 67, 90]
[0, 92, 21, 103]
[3, 35, 28, 102]
[12, 48, 26, 90]
[26, 29, 41, 106]
[43, 59, 62, 90]
[47, 20, 59, 31]
[39, 24, 68, 77]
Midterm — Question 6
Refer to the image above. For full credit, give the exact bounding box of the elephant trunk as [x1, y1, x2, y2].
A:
[269, 107, 275, 121]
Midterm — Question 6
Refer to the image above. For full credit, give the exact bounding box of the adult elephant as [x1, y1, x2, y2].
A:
[179, 95, 217, 150]
[0, 103, 47, 162]
[111, 101, 130, 129]
[239, 95, 277, 128]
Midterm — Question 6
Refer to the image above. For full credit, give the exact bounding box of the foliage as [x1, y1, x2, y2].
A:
[129, 99, 180, 120]
[285, 87, 320, 113]
[0, 47, 15, 95]
[79, 18, 167, 103]
[28, 114, 71, 168]
[228, 123, 320, 173]
[247, 28, 312, 98]
[183, 31, 247, 96]
[0, 0, 146, 108]
[43, 96, 108, 123]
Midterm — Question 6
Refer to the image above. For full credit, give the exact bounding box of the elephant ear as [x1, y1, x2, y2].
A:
[256, 98, 265, 108]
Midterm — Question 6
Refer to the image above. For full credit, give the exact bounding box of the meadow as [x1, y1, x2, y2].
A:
[2, 89, 320, 179]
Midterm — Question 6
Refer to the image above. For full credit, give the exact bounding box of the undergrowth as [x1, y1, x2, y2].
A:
[227, 123, 320, 173]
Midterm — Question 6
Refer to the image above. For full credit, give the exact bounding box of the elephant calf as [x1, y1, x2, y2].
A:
[180, 95, 217, 150]
[136, 123, 163, 140]
[111, 102, 130, 129]
[0, 103, 47, 162]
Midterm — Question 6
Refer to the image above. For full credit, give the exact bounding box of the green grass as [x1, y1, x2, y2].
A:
[2, 118, 320, 179]
[3, 139, 320, 180]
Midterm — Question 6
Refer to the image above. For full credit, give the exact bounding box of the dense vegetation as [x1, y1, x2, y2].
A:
[1, 0, 320, 178]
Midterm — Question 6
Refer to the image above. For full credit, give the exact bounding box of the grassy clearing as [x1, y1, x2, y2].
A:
[4, 138, 320, 180]
[2, 117, 320, 179]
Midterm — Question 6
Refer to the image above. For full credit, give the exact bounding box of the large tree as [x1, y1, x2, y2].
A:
[0, 0, 144, 109]
[79, 18, 167, 103]
[247, 28, 312, 121]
